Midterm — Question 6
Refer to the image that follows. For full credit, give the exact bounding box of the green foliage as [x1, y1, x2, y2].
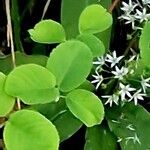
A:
[32, 100, 82, 142]
[79, 4, 112, 34]
[28, 19, 66, 44]
[107, 104, 150, 150]
[4, 110, 59, 150]
[5, 64, 59, 104]
[46, 40, 93, 92]
[53, 110, 83, 142]
[77, 34, 105, 57]
[0, 72, 15, 117]
[84, 125, 118, 150]
[0, 52, 48, 74]
[139, 21, 150, 67]
[66, 89, 104, 127]
[77, 80, 95, 91]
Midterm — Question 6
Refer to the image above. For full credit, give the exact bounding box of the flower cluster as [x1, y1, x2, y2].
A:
[119, 0, 150, 30]
[91, 51, 150, 107]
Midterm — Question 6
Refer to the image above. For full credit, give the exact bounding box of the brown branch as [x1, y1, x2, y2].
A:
[109, 0, 121, 13]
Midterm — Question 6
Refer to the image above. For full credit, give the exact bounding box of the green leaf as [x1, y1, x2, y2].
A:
[32, 99, 67, 121]
[53, 110, 83, 142]
[77, 80, 95, 91]
[84, 125, 118, 150]
[107, 103, 150, 150]
[5, 64, 59, 105]
[61, 0, 111, 40]
[79, 4, 112, 34]
[139, 21, 150, 67]
[4, 110, 59, 150]
[66, 89, 104, 127]
[77, 34, 105, 57]
[46, 40, 93, 92]
[0, 72, 15, 117]
[28, 19, 66, 44]
[0, 51, 48, 74]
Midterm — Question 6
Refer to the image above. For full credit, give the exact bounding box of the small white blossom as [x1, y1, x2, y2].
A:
[121, 0, 138, 14]
[133, 133, 141, 145]
[91, 71, 103, 89]
[111, 66, 128, 80]
[142, 0, 150, 7]
[120, 14, 136, 29]
[119, 83, 136, 100]
[126, 124, 135, 131]
[141, 76, 150, 93]
[117, 137, 123, 143]
[135, 8, 150, 22]
[102, 94, 119, 107]
[105, 51, 124, 68]
[129, 89, 146, 105]
[93, 56, 105, 66]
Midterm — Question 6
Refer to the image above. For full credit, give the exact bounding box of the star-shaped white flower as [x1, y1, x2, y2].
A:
[140, 75, 150, 93]
[121, 0, 138, 14]
[129, 89, 146, 105]
[105, 51, 124, 68]
[119, 14, 136, 29]
[111, 66, 128, 80]
[93, 56, 105, 66]
[142, 0, 150, 7]
[102, 94, 119, 107]
[125, 133, 141, 145]
[119, 83, 136, 101]
[135, 8, 150, 22]
[91, 71, 103, 89]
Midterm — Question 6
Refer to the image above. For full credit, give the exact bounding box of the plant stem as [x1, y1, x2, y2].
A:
[109, 0, 120, 13]
[41, 0, 51, 20]
[5, 0, 21, 110]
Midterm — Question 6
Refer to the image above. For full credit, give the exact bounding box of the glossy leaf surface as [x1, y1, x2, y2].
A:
[46, 40, 93, 92]
[4, 110, 59, 150]
[66, 89, 104, 127]
[5, 64, 58, 104]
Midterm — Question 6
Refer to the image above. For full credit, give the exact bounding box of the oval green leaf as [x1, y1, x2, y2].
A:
[84, 125, 118, 150]
[0, 51, 48, 75]
[139, 21, 150, 67]
[107, 103, 150, 150]
[66, 89, 104, 127]
[77, 34, 105, 57]
[5, 64, 59, 105]
[46, 40, 93, 92]
[53, 110, 82, 142]
[4, 110, 59, 150]
[79, 4, 112, 34]
[28, 19, 66, 44]
[0, 72, 15, 117]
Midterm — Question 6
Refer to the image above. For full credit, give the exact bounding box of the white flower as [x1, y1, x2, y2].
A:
[119, 14, 136, 29]
[142, 0, 150, 7]
[111, 66, 128, 80]
[121, 0, 138, 14]
[125, 133, 141, 145]
[93, 56, 105, 66]
[105, 51, 124, 68]
[91, 71, 103, 89]
[102, 94, 119, 107]
[135, 8, 150, 22]
[119, 83, 136, 100]
[141, 76, 150, 93]
[129, 89, 146, 105]
[126, 124, 135, 131]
